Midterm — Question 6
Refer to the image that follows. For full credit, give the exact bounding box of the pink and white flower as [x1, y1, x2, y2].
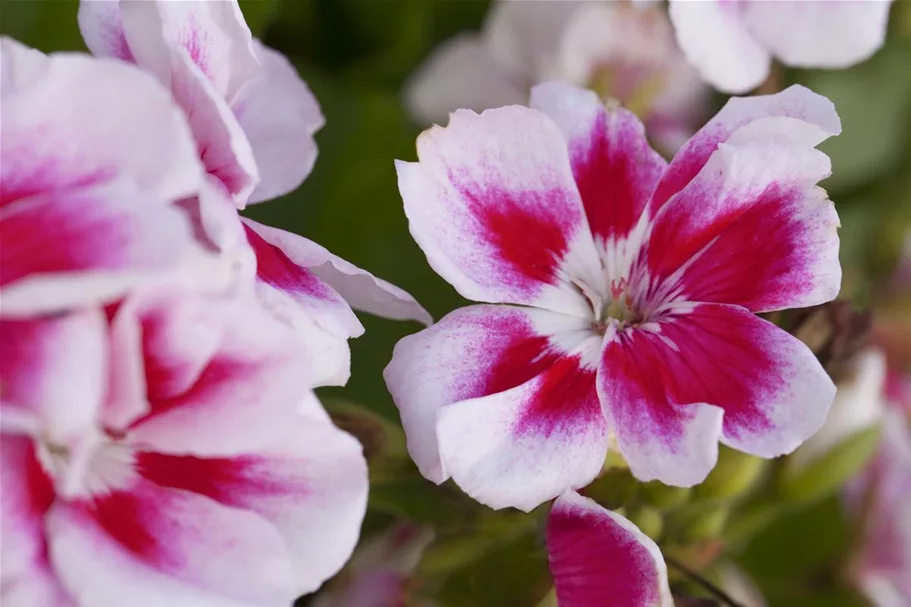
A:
[0, 37, 205, 316]
[546, 491, 673, 607]
[406, 0, 709, 153]
[0, 285, 369, 607]
[77, 0, 431, 384]
[669, 0, 895, 94]
[844, 375, 911, 607]
[387, 81, 841, 511]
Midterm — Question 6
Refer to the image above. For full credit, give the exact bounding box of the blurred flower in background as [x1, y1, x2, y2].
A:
[669, 0, 895, 93]
[406, 0, 710, 153]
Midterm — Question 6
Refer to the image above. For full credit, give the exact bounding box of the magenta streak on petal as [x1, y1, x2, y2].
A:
[0, 155, 113, 210]
[136, 451, 302, 509]
[644, 183, 798, 303]
[472, 312, 599, 438]
[180, 20, 213, 83]
[453, 176, 572, 288]
[620, 307, 778, 440]
[649, 123, 727, 213]
[572, 111, 662, 243]
[0, 187, 140, 287]
[129, 356, 248, 428]
[547, 499, 662, 607]
[243, 224, 335, 301]
[677, 187, 823, 311]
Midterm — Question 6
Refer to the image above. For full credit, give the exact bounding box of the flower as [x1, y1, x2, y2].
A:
[0, 284, 369, 607]
[406, 0, 709, 153]
[387, 81, 841, 511]
[78, 0, 431, 385]
[0, 37, 207, 317]
[789, 349, 888, 472]
[844, 372, 911, 607]
[668, 0, 895, 94]
[546, 491, 674, 607]
[312, 523, 434, 607]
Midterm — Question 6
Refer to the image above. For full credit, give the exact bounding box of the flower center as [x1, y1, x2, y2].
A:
[581, 277, 644, 335]
[35, 432, 134, 498]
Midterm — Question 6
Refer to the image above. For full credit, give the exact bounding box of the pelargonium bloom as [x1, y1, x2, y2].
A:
[387, 81, 840, 511]
[0, 284, 368, 607]
[668, 0, 895, 93]
[844, 375, 911, 607]
[406, 0, 709, 153]
[546, 491, 673, 606]
[0, 37, 206, 316]
[78, 0, 431, 384]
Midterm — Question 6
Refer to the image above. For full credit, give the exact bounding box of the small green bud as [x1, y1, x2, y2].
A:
[666, 502, 730, 542]
[693, 447, 766, 501]
[584, 466, 639, 510]
[639, 481, 692, 510]
[627, 505, 664, 541]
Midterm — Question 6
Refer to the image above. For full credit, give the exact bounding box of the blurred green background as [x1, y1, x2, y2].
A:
[3, 1, 910, 605]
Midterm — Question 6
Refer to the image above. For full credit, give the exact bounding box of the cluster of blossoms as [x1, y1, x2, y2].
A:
[0, 1, 428, 605]
[2, 0, 908, 606]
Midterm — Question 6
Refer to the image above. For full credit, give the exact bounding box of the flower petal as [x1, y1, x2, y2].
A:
[242, 221, 363, 340]
[396, 106, 602, 315]
[0, 310, 106, 443]
[77, 0, 134, 61]
[0, 180, 197, 315]
[404, 33, 526, 126]
[547, 491, 673, 607]
[0, 436, 73, 607]
[135, 415, 368, 595]
[635, 138, 840, 313]
[385, 304, 602, 487]
[236, 40, 324, 204]
[107, 1, 260, 203]
[47, 477, 296, 607]
[115, 287, 315, 454]
[530, 81, 667, 248]
[244, 218, 431, 326]
[744, 0, 893, 69]
[668, 0, 770, 94]
[0, 38, 202, 205]
[436, 356, 607, 512]
[650, 84, 840, 213]
[600, 303, 834, 486]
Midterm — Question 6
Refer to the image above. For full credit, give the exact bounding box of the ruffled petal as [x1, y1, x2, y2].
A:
[385, 304, 602, 488]
[244, 218, 431, 327]
[107, 1, 260, 203]
[47, 477, 296, 607]
[404, 33, 526, 126]
[668, 0, 770, 94]
[113, 287, 314, 453]
[396, 106, 602, 315]
[0, 310, 106, 443]
[0, 38, 202, 205]
[650, 84, 840, 213]
[0, 180, 197, 315]
[547, 491, 674, 607]
[236, 40, 324, 204]
[600, 303, 834, 487]
[0, 436, 74, 607]
[530, 82, 666, 248]
[134, 416, 368, 595]
[744, 0, 893, 69]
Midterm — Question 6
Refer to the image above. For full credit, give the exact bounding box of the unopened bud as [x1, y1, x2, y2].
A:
[640, 481, 692, 510]
[693, 447, 766, 502]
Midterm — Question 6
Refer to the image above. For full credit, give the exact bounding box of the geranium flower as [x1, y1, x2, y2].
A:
[668, 0, 895, 93]
[387, 81, 840, 511]
[0, 284, 368, 607]
[844, 373, 911, 607]
[407, 0, 709, 153]
[546, 491, 674, 607]
[78, 0, 431, 386]
[0, 37, 206, 316]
